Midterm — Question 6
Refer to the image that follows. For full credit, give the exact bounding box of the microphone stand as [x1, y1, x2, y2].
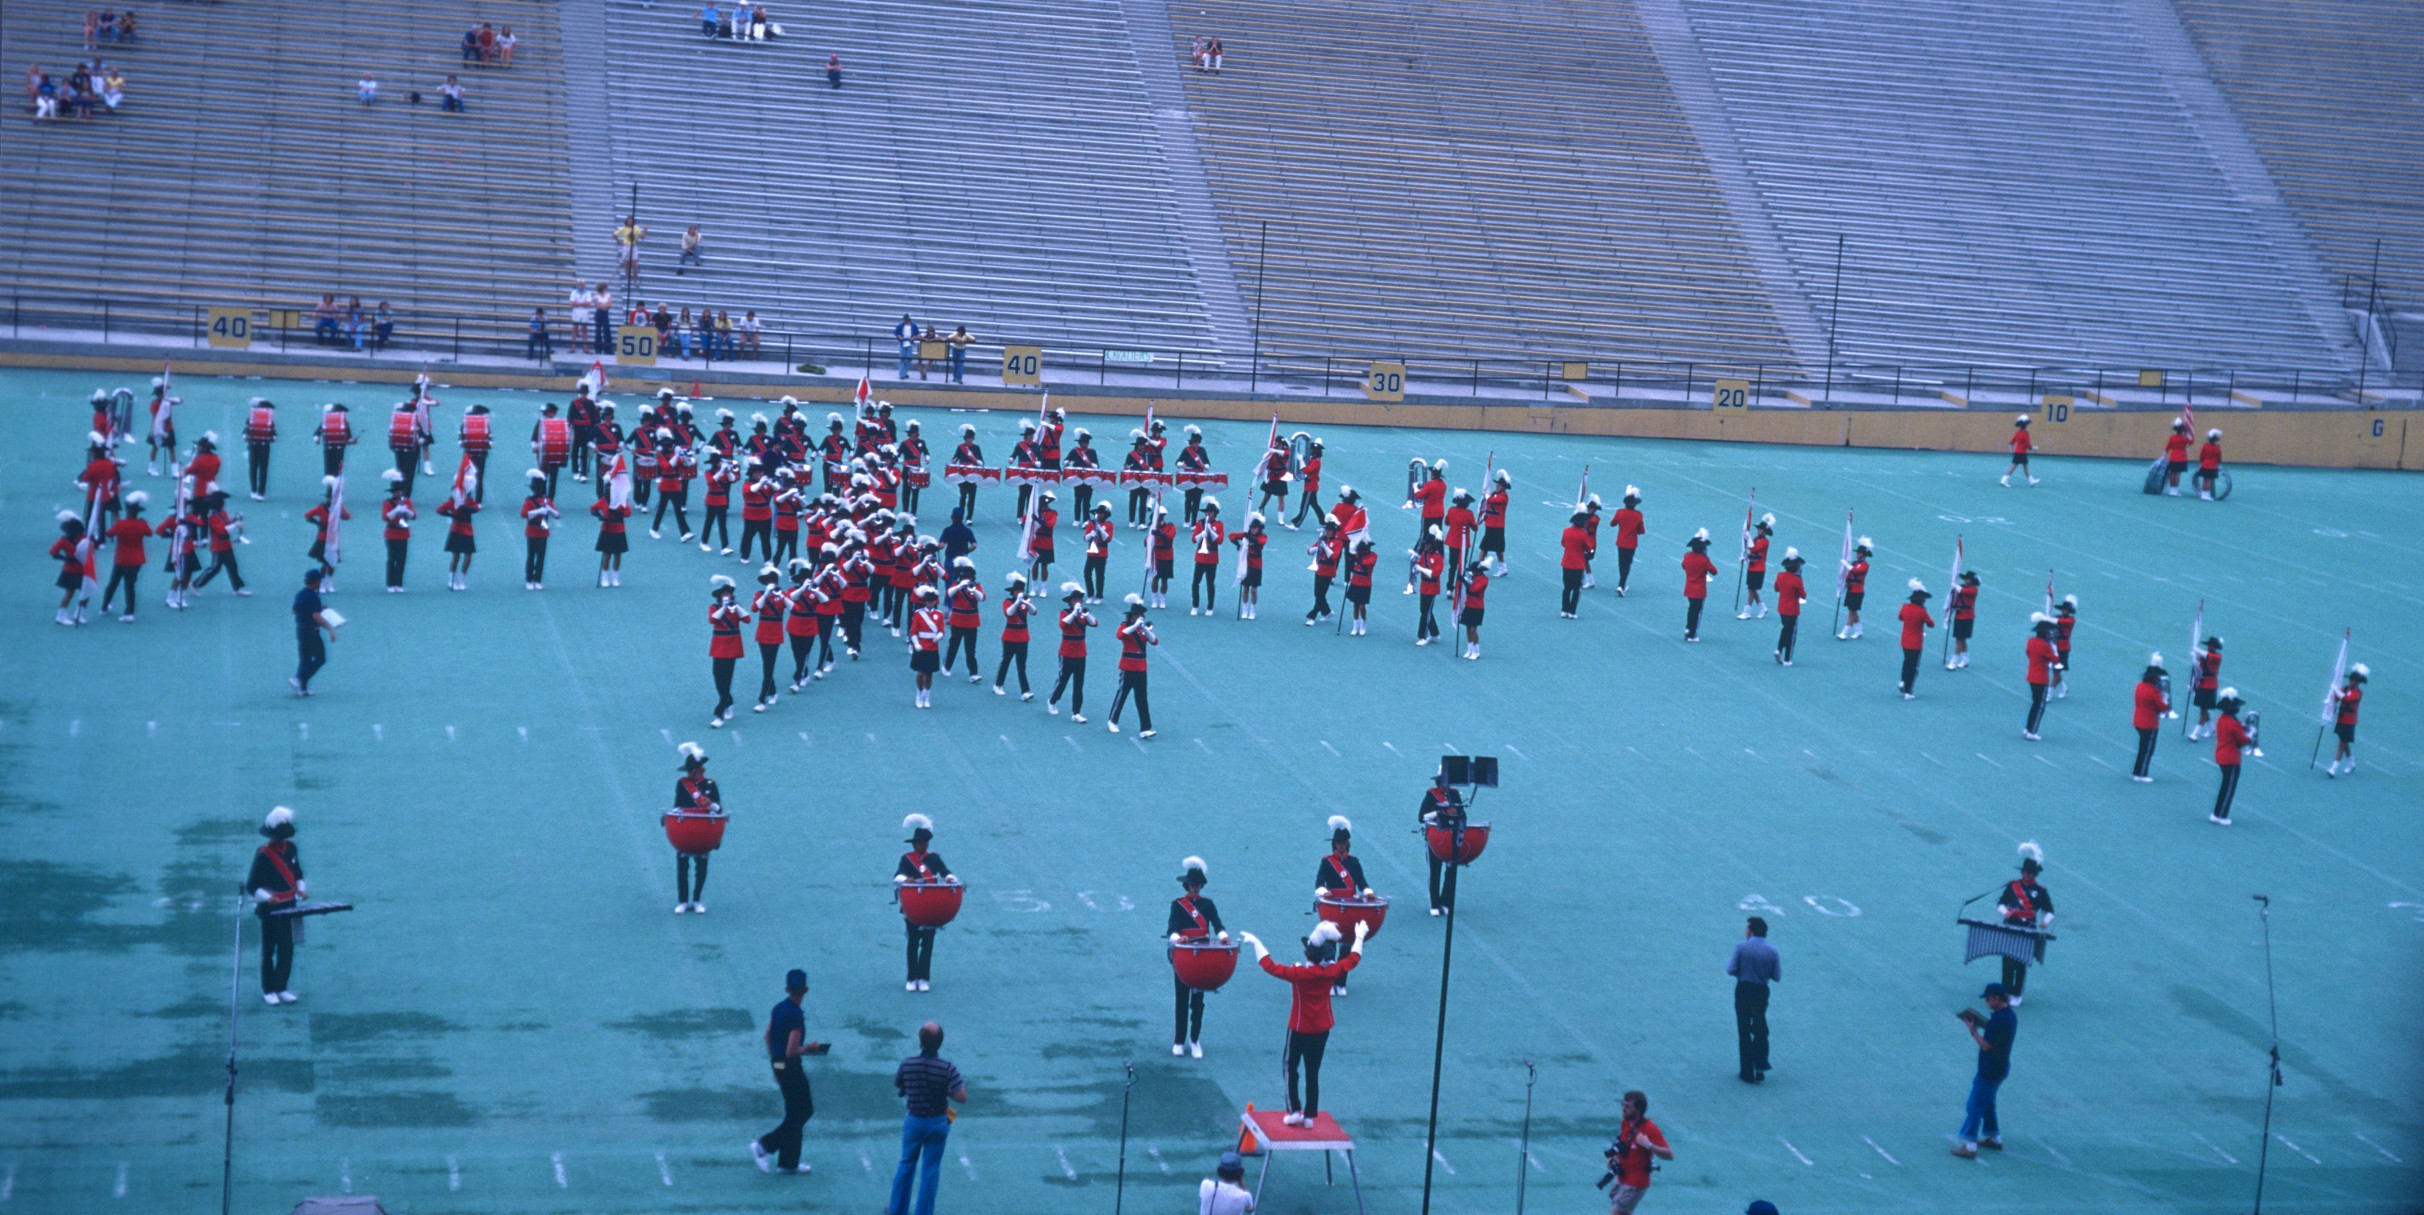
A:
[1514, 1059, 1537, 1215]
[1419, 785, 1475, 1215]
[1112, 1059, 1134, 1215]
[221, 897, 245, 1215]
[2251, 894, 2283, 1215]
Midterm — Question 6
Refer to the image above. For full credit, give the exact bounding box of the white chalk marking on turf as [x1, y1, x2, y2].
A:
[550, 1152, 567, 1188]
[1522, 1148, 1545, 1172]
[2085, 754, 2117, 771]
[867, 732, 879, 744]
[2034, 754, 2059, 769]
[655, 1151, 672, 1186]
[113, 1161, 127, 1197]
[1779, 1138, 1812, 1166]
[1319, 740, 1340, 756]
[859, 1147, 874, 1174]
[146, 721, 157, 738]
[1000, 734, 1016, 752]
[1862, 1136, 1899, 1165]
[660, 728, 674, 745]
[1743, 747, 1762, 761]
[1148, 1145, 1170, 1173]
[1065, 735, 1082, 752]
[1195, 738, 1212, 754]
[340, 1159, 352, 1192]
[446, 1155, 461, 1190]
[1055, 1145, 1078, 1179]
[297, 723, 309, 741]
[69, 719, 80, 738]
[1381, 741, 1403, 756]
[798, 731, 812, 747]
[1430, 1149, 1454, 1174]
[2191, 1132, 2237, 1164]
[2352, 1132, 2402, 1163]
[1919, 751, 1946, 768]
[445, 725, 457, 743]
[1975, 752, 2002, 769]
[372, 724, 383, 742]
[2275, 1134, 2321, 1164]
[1505, 744, 1530, 761]
[958, 1149, 977, 1180]
[2036, 1138, 2070, 1167]
[1, 1162, 12, 1201]
[517, 727, 529, 743]
[731, 732, 744, 748]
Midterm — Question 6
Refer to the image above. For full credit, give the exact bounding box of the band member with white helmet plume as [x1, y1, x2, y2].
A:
[2210, 688, 2253, 824]
[520, 469, 559, 590]
[1239, 916, 1367, 1126]
[707, 574, 748, 726]
[1738, 513, 1774, 619]
[2023, 613, 2061, 740]
[2000, 414, 2036, 487]
[1995, 843, 2053, 1004]
[1772, 549, 1807, 665]
[1480, 468, 1512, 577]
[2162, 418, 2192, 496]
[908, 585, 946, 709]
[1681, 528, 1718, 641]
[2196, 428, 2225, 500]
[1836, 536, 1872, 640]
[1081, 502, 1115, 603]
[1188, 499, 1225, 616]
[1897, 579, 1936, 699]
[2130, 654, 2170, 781]
[2326, 664, 2367, 778]
[1232, 512, 1269, 620]
[992, 572, 1037, 699]
[244, 806, 309, 1003]
[304, 475, 349, 593]
[379, 469, 415, 592]
[749, 565, 790, 711]
[1946, 570, 1980, 669]
[1166, 857, 1228, 1057]
[894, 815, 957, 990]
[1108, 593, 1158, 736]
[2051, 595, 2079, 699]
[942, 559, 987, 682]
[1047, 583, 1096, 720]
[1312, 817, 1373, 995]
[671, 743, 722, 913]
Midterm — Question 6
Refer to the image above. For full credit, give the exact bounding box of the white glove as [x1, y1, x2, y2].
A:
[1361, 888, 1375, 897]
[296, 880, 308, 897]
[1217, 931, 1231, 944]
[943, 875, 960, 885]
[252, 888, 273, 904]
[1316, 887, 1330, 898]
[1239, 932, 1268, 961]
[2038, 913, 2054, 929]
[1169, 933, 1184, 946]
[893, 874, 909, 884]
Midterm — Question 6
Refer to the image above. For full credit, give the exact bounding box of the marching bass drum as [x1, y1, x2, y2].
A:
[662, 810, 728, 855]
[1315, 891, 1389, 940]
[1168, 938, 1241, 991]
[897, 880, 965, 928]
[1424, 821, 1490, 865]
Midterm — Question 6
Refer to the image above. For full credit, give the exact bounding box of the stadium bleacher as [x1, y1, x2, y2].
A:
[1673, 0, 2362, 373]
[0, 0, 575, 346]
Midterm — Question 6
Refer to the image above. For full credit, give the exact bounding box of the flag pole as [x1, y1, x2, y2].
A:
[1940, 536, 1961, 666]
[1730, 487, 1754, 613]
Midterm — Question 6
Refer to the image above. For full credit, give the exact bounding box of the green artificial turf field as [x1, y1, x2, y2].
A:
[1, 366, 2418, 1214]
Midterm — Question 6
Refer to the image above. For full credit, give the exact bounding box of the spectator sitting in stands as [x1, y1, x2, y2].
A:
[498, 25, 517, 67]
[83, 10, 98, 51]
[343, 297, 369, 351]
[693, 308, 715, 360]
[100, 65, 123, 112]
[312, 294, 343, 345]
[477, 24, 497, 63]
[675, 306, 699, 358]
[740, 5, 779, 41]
[97, 9, 119, 42]
[114, 11, 136, 41]
[461, 26, 483, 63]
[25, 63, 47, 110]
[33, 72, 59, 120]
[440, 74, 465, 112]
[678, 225, 702, 274]
[373, 302, 395, 350]
[67, 63, 94, 119]
[651, 304, 674, 352]
[699, 2, 727, 39]
[739, 309, 762, 355]
[358, 73, 377, 103]
[827, 52, 842, 89]
[1199, 37, 1224, 73]
[716, 309, 736, 359]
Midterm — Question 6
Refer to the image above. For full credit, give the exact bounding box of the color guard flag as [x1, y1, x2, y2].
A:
[1741, 489, 1759, 561]
[2318, 630, 2350, 726]
[1834, 510, 1855, 594]
[2189, 600, 2204, 662]
[447, 453, 478, 510]
[324, 471, 346, 566]
[854, 374, 873, 411]
[1949, 535, 1965, 596]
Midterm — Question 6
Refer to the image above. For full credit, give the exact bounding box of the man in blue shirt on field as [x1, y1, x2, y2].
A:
[751, 968, 822, 1175]
[889, 1021, 969, 1215]
[1952, 982, 2018, 1157]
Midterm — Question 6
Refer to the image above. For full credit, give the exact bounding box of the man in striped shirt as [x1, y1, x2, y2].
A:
[888, 1022, 968, 1215]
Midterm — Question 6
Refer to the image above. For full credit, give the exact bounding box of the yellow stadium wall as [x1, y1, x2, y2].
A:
[6, 351, 2412, 471]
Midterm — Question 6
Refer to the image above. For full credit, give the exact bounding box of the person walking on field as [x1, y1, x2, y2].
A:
[2209, 689, 2251, 825]
[749, 968, 822, 1175]
[1896, 579, 1934, 699]
[1771, 550, 1806, 665]
[1604, 1091, 1673, 1214]
[1727, 918, 1778, 1083]
[1951, 983, 2018, 1157]
[887, 1022, 968, 1215]
[2325, 664, 2368, 778]
[1680, 529, 1717, 641]
[2130, 654, 2169, 781]
[2000, 415, 2036, 487]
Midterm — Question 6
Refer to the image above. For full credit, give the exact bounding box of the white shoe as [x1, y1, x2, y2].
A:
[2132, 775, 2153, 783]
[650, 529, 662, 539]
[993, 685, 1005, 696]
[701, 542, 714, 553]
[2007, 996, 2023, 1008]
[1021, 692, 1034, 701]
[675, 903, 689, 914]
[2023, 731, 2040, 741]
[2055, 684, 2067, 699]
[2208, 814, 2231, 826]
[288, 676, 304, 696]
[1416, 637, 1429, 646]
[1140, 729, 1156, 738]
[907, 981, 919, 991]
[1071, 714, 1086, 723]
[1172, 1043, 1186, 1056]
[917, 980, 930, 992]
[279, 991, 298, 1003]
[1189, 607, 1199, 616]
[710, 717, 725, 729]
[264, 992, 282, 1005]
[750, 1141, 773, 1174]
[1107, 722, 1120, 733]
[691, 903, 705, 914]
[753, 703, 767, 713]
[1190, 1042, 1202, 1059]
[1837, 630, 1850, 640]
[1902, 692, 1914, 700]
[2028, 478, 2039, 486]
[1946, 661, 1959, 670]
[784, 1163, 811, 1176]
[1737, 610, 1751, 620]
[1283, 1112, 1307, 1127]
[1047, 703, 1059, 715]
[1999, 476, 2010, 487]
[1464, 649, 1478, 660]
[1430, 907, 1443, 917]
[968, 675, 981, 684]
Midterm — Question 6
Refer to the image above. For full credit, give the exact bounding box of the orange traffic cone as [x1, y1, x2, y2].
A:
[1237, 1103, 1262, 1155]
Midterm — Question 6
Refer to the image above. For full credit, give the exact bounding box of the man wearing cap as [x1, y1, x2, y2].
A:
[1952, 983, 2017, 1157]
[291, 568, 334, 696]
[1996, 844, 2052, 1004]
[1199, 1150, 1253, 1215]
[750, 968, 823, 1175]
[244, 806, 308, 1003]
[1241, 918, 1366, 1127]
[1726, 918, 1778, 1083]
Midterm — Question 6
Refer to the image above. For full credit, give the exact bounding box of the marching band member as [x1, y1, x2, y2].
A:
[380, 470, 414, 592]
[1576, 493, 1602, 589]
[1241, 919, 1367, 1126]
[839, 541, 874, 658]
[2326, 664, 2367, 778]
[1048, 584, 1095, 721]
[738, 458, 776, 564]
[460, 405, 493, 503]
[943, 559, 987, 681]
[533, 401, 572, 498]
[566, 390, 597, 482]
[1232, 513, 1268, 619]
[1304, 517, 1342, 626]
[953, 424, 985, 521]
[161, 485, 202, 611]
[1313, 817, 1372, 995]
[1480, 469, 1512, 577]
[78, 430, 123, 530]
[1038, 405, 1066, 471]
[651, 433, 695, 541]
[2161, 418, 2192, 496]
[1456, 557, 1488, 660]
[1342, 538, 1378, 636]
[2196, 428, 2225, 500]
[708, 575, 747, 726]
[1558, 510, 1590, 618]
[1996, 843, 2052, 1004]
[1123, 429, 1156, 526]
[901, 419, 931, 517]
[1028, 491, 1059, 584]
[1946, 571, 1979, 669]
[894, 815, 957, 991]
[1290, 439, 1326, 530]
[751, 566, 789, 711]
[2000, 414, 2036, 487]
[698, 450, 737, 555]
[1254, 432, 1292, 520]
[1010, 419, 1045, 520]
[1897, 580, 1935, 700]
[1418, 774, 1464, 915]
[1108, 593, 1157, 736]
[185, 434, 223, 501]
[672, 743, 722, 913]
[304, 476, 348, 592]
[521, 470, 558, 590]
[1063, 427, 1098, 519]
[2188, 636, 2224, 739]
[49, 514, 92, 625]
[318, 402, 355, 476]
[243, 397, 277, 499]
[146, 377, 180, 478]
[2051, 596, 2078, 698]
[1836, 537, 1872, 640]
[1681, 529, 1718, 642]
[1081, 503, 1115, 603]
[992, 573, 1036, 699]
[1772, 550, 1806, 665]
[781, 559, 822, 691]
[2210, 690, 2250, 825]
[1177, 426, 1211, 522]
[590, 490, 631, 587]
[436, 476, 480, 592]
[1442, 486, 1475, 587]
[1330, 485, 1370, 545]
[1166, 857, 1228, 1057]
[388, 400, 424, 494]
[2131, 654, 2169, 782]
[2023, 614, 2061, 740]
[1738, 514, 1773, 619]
[1149, 503, 1177, 609]
[771, 470, 804, 568]
[908, 585, 947, 709]
[99, 492, 152, 621]
[1188, 499, 1225, 616]
[244, 806, 308, 1004]
[1411, 527, 1444, 643]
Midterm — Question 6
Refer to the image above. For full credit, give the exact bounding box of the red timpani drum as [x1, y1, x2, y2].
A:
[662, 811, 727, 855]
[897, 880, 965, 928]
[1169, 939, 1241, 991]
[1315, 892, 1390, 940]
[1424, 821, 1490, 865]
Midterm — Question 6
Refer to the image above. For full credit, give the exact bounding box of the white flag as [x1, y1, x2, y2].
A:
[2318, 630, 2350, 726]
[324, 472, 346, 566]
[2189, 600, 2204, 661]
[1833, 510, 1855, 594]
[1949, 535, 1964, 599]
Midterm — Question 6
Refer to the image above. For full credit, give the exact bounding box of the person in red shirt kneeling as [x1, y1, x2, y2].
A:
[1240, 918, 1367, 1127]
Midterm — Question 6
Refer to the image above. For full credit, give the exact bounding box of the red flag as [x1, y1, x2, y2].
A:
[448, 453, 478, 509]
[854, 374, 873, 410]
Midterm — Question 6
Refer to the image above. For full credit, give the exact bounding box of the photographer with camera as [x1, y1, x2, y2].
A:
[1598, 1090, 1672, 1213]
[1952, 983, 2018, 1157]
